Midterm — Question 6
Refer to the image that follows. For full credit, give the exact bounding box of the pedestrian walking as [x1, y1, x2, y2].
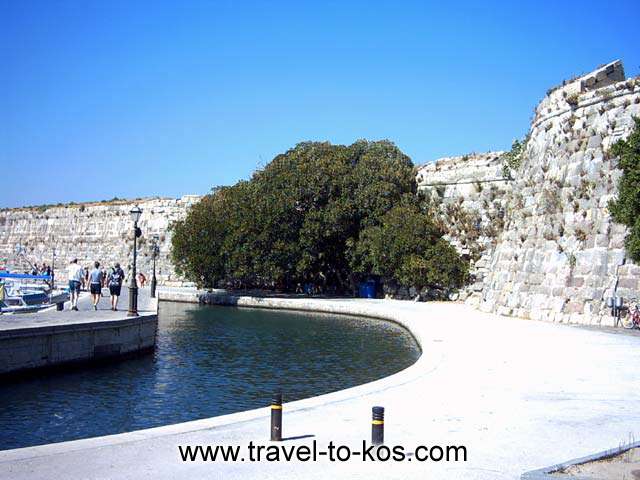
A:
[66, 259, 84, 311]
[107, 263, 125, 311]
[88, 262, 104, 310]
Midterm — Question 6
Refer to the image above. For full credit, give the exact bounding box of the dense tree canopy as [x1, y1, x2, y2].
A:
[171, 140, 468, 294]
[353, 200, 469, 291]
[609, 117, 640, 262]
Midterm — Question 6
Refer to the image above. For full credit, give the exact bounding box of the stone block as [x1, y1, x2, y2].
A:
[618, 277, 639, 290]
[595, 234, 609, 247]
[564, 301, 584, 314]
[567, 276, 584, 288]
[94, 327, 120, 344]
[140, 320, 158, 338]
[601, 315, 616, 327]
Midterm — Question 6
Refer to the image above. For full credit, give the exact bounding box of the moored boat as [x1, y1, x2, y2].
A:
[0, 272, 69, 314]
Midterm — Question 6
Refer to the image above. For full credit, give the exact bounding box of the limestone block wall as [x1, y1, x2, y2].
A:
[414, 61, 639, 324]
[479, 68, 640, 325]
[539, 60, 626, 117]
[416, 152, 511, 302]
[0, 196, 201, 286]
[416, 152, 507, 186]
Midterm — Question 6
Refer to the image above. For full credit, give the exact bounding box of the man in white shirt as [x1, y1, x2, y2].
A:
[66, 259, 84, 311]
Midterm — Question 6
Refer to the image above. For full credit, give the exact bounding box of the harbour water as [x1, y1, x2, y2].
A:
[0, 301, 420, 450]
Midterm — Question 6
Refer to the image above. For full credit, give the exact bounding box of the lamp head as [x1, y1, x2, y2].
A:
[129, 206, 143, 223]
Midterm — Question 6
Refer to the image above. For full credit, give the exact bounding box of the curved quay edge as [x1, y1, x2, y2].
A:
[0, 291, 435, 462]
[3, 289, 640, 480]
[0, 297, 159, 377]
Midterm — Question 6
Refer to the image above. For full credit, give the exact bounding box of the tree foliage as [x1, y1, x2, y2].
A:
[352, 200, 468, 290]
[171, 140, 468, 293]
[609, 117, 640, 262]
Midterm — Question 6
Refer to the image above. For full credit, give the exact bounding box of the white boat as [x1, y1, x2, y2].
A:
[0, 272, 69, 314]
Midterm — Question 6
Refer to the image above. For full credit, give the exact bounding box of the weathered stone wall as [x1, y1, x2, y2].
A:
[0, 196, 201, 286]
[479, 63, 640, 325]
[416, 152, 510, 303]
[415, 60, 639, 325]
[541, 60, 626, 113]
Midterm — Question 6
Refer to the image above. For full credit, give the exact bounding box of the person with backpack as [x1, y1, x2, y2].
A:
[107, 263, 125, 311]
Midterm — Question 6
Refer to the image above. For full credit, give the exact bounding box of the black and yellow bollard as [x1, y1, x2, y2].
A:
[270, 392, 283, 441]
[372, 406, 384, 445]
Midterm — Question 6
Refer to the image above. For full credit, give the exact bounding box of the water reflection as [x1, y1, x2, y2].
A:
[0, 302, 420, 450]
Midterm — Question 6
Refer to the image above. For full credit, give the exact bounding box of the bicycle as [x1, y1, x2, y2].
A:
[621, 304, 640, 329]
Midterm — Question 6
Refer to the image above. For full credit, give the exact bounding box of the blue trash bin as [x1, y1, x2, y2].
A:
[359, 280, 377, 299]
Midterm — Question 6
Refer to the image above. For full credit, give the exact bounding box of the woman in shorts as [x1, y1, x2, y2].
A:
[88, 261, 104, 310]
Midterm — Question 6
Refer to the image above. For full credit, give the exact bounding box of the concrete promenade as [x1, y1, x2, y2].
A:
[1, 292, 640, 479]
[0, 287, 157, 374]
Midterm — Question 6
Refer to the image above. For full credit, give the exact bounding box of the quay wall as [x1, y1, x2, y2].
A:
[0, 307, 158, 375]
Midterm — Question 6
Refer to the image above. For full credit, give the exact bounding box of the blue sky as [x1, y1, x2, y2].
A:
[2, 0, 639, 208]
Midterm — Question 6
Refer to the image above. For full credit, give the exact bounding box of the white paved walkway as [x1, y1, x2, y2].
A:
[1, 297, 639, 479]
[0, 287, 155, 331]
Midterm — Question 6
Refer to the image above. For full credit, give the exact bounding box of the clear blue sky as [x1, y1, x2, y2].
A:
[2, 0, 639, 208]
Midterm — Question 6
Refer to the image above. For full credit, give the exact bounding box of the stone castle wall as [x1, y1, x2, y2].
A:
[417, 60, 640, 325]
[0, 196, 201, 286]
[480, 62, 640, 325]
[416, 152, 510, 303]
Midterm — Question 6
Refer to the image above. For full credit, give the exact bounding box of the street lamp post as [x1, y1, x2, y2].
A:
[150, 235, 159, 299]
[128, 206, 143, 316]
[51, 247, 56, 290]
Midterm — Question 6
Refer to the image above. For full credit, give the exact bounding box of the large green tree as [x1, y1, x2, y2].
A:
[609, 117, 640, 262]
[352, 199, 468, 292]
[170, 182, 255, 287]
[171, 140, 468, 294]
